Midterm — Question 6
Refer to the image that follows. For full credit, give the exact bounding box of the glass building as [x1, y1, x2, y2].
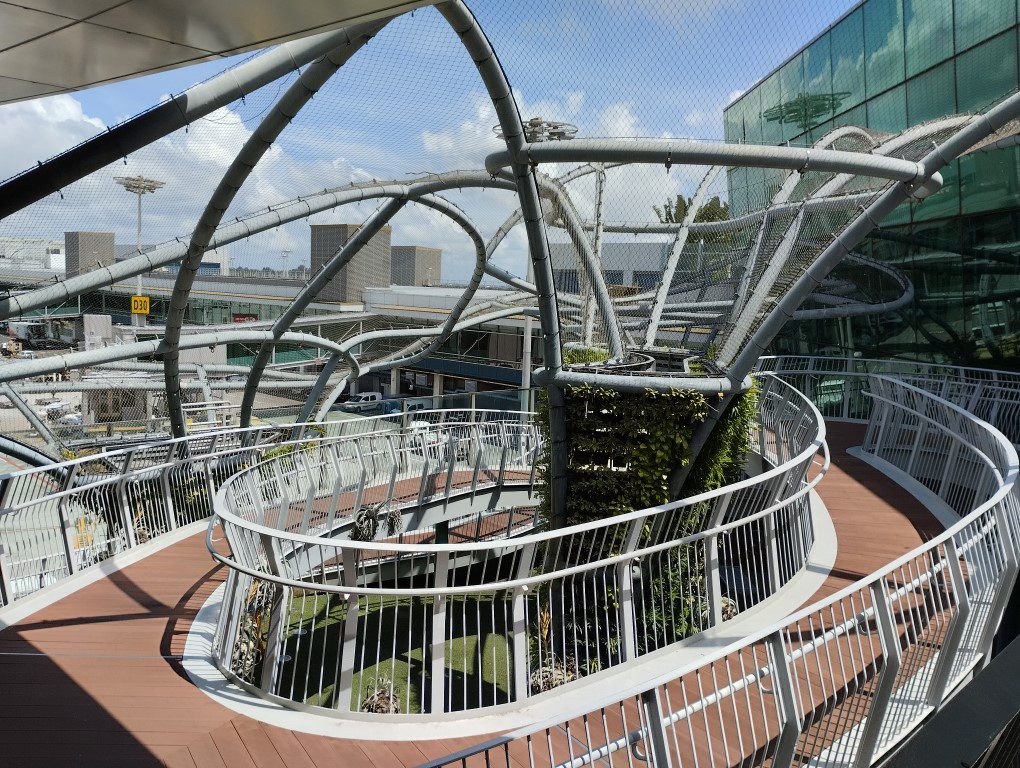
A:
[724, 0, 1020, 368]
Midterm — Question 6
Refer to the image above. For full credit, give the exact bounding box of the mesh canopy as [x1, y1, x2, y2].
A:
[0, 0, 1014, 406]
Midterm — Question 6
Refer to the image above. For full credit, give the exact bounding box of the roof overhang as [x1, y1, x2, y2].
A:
[0, 0, 432, 106]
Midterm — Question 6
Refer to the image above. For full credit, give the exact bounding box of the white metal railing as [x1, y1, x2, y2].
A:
[759, 355, 1020, 444]
[208, 374, 827, 716]
[0, 408, 524, 605]
[423, 373, 1019, 768]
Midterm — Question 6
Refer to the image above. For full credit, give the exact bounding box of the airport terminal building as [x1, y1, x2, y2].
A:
[725, 0, 1020, 367]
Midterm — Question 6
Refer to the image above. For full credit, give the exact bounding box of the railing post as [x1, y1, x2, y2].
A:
[0, 543, 13, 605]
[936, 439, 961, 497]
[617, 514, 648, 662]
[56, 465, 79, 575]
[766, 631, 802, 768]
[258, 532, 287, 694]
[638, 687, 673, 768]
[925, 538, 971, 706]
[385, 435, 398, 505]
[510, 541, 537, 703]
[764, 509, 783, 595]
[417, 454, 432, 508]
[353, 441, 367, 516]
[272, 461, 291, 530]
[336, 548, 361, 712]
[852, 583, 902, 768]
[976, 503, 1020, 664]
[705, 492, 731, 625]
[159, 464, 177, 531]
[118, 451, 138, 550]
[904, 420, 927, 476]
[470, 424, 482, 500]
[430, 550, 450, 714]
[0, 474, 13, 513]
[442, 431, 456, 511]
[203, 434, 220, 505]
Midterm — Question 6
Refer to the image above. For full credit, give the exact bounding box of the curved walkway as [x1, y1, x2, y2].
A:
[0, 423, 941, 767]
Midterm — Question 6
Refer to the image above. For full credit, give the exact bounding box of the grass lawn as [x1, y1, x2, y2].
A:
[277, 591, 514, 714]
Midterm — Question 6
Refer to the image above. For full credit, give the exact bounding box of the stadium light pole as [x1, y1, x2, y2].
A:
[114, 175, 165, 326]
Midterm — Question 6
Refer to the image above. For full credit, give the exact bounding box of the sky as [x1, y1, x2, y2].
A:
[0, 0, 857, 283]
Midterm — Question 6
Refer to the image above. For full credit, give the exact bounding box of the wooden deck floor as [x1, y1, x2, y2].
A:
[0, 423, 943, 767]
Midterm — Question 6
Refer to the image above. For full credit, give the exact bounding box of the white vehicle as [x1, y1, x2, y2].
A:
[15, 350, 37, 360]
[342, 391, 384, 414]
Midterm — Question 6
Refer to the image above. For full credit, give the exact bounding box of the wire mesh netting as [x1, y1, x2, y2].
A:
[0, 0, 1015, 400]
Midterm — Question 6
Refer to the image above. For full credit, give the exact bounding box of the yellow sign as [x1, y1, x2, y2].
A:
[131, 296, 150, 315]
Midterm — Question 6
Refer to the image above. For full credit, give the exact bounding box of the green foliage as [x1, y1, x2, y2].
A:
[562, 346, 611, 366]
[653, 194, 731, 244]
[537, 385, 710, 527]
[682, 386, 759, 496]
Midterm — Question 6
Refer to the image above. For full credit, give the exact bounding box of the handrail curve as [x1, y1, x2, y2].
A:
[421, 370, 1020, 768]
[207, 374, 827, 716]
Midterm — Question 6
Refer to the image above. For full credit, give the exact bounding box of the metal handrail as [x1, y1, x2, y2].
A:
[424, 372, 1019, 767]
[208, 374, 828, 716]
[0, 409, 530, 605]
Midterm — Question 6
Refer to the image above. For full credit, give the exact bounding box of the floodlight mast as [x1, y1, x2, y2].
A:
[114, 174, 165, 326]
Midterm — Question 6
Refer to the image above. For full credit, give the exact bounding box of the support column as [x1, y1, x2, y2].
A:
[438, 0, 568, 529]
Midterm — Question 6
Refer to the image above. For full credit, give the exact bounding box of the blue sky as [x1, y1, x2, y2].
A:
[0, 1, 858, 281]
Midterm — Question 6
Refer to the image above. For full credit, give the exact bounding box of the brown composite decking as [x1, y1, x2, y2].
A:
[0, 423, 944, 767]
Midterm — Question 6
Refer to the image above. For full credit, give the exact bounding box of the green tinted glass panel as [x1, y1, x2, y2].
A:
[742, 88, 763, 144]
[809, 118, 835, 145]
[833, 103, 867, 130]
[748, 166, 770, 210]
[864, 0, 905, 97]
[913, 158, 960, 221]
[956, 30, 1019, 113]
[906, 59, 956, 122]
[831, 9, 867, 110]
[884, 199, 912, 226]
[903, 0, 954, 75]
[803, 35, 837, 131]
[724, 103, 742, 143]
[728, 167, 749, 216]
[779, 54, 807, 140]
[960, 146, 1020, 214]
[955, 0, 1016, 52]
[760, 73, 783, 144]
[868, 85, 907, 132]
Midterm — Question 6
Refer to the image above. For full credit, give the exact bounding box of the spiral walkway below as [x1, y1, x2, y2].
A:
[0, 423, 941, 768]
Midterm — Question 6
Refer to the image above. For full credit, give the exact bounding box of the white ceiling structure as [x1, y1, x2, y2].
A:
[0, 0, 430, 105]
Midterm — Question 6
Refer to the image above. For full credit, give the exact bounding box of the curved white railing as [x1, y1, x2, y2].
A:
[426, 374, 1019, 768]
[0, 408, 524, 605]
[208, 374, 827, 716]
[759, 355, 1020, 444]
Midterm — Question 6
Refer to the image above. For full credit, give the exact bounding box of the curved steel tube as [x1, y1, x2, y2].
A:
[165, 21, 387, 437]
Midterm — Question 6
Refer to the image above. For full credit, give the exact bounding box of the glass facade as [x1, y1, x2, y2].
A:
[724, 0, 1020, 369]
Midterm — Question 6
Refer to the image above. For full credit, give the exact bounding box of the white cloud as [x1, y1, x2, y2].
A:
[0, 95, 105, 182]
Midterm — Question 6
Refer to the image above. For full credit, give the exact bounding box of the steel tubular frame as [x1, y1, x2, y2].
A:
[0, 407, 526, 604]
[418, 371, 1020, 768]
[206, 374, 825, 716]
[164, 21, 390, 438]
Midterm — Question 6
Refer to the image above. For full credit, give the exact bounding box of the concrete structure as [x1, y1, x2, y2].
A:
[0, 236, 63, 271]
[311, 223, 392, 302]
[550, 240, 670, 292]
[391, 244, 441, 286]
[64, 231, 115, 277]
[165, 246, 230, 276]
